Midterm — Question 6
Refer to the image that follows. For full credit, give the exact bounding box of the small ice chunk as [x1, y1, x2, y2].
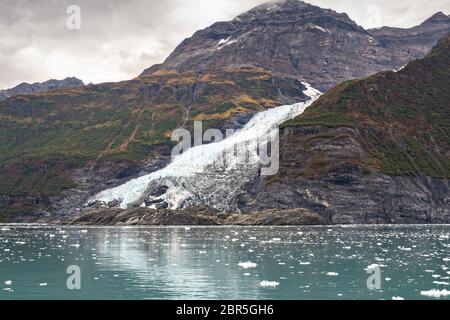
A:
[420, 289, 450, 298]
[366, 263, 385, 271]
[5, 280, 12, 285]
[39, 283, 47, 286]
[392, 296, 405, 300]
[433, 281, 450, 286]
[260, 281, 280, 287]
[326, 272, 339, 276]
[238, 262, 257, 269]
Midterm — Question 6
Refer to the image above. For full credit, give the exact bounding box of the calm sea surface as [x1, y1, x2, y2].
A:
[0, 224, 449, 300]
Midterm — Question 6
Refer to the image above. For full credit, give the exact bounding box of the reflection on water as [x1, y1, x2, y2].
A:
[0, 224, 449, 300]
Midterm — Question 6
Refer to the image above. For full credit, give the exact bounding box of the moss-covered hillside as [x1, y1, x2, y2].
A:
[284, 33, 450, 177]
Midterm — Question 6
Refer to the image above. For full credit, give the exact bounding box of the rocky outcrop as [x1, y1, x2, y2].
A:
[225, 208, 326, 225]
[238, 34, 450, 224]
[238, 125, 450, 224]
[43, 206, 325, 226]
[0, 77, 84, 101]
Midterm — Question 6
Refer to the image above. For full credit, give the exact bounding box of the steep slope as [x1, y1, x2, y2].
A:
[0, 77, 84, 101]
[0, 68, 305, 221]
[0, 0, 449, 221]
[90, 84, 320, 211]
[239, 33, 450, 224]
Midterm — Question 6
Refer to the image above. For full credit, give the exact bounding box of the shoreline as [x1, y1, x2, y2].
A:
[3, 206, 443, 226]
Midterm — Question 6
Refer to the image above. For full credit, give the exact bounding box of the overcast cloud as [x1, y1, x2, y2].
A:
[1, 0, 449, 89]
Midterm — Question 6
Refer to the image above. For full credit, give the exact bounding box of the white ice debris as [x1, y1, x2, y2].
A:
[326, 272, 339, 276]
[260, 281, 280, 287]
[420, 289, 450, 298]
[365, 263, 386, 271]
[4, 280, 12, 285]
[433, 281, 450, 286]
[238, 262, 257, 269]
[90, 83, 321, 211]
[392, 296, 405, 300]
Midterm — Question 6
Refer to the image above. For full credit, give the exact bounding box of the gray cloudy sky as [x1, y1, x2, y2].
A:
[1, 0, 449, 89]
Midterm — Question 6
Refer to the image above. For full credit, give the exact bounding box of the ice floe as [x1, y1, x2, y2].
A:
[238, 262, 257, 269]
[420, 289, 450, 298]
[260, 281, 280, 287]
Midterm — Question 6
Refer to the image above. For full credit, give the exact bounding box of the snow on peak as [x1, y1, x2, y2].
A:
[217, 37, 237, 49]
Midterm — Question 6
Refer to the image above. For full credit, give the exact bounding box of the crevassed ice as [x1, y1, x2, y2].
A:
[90, 83, 321, 211]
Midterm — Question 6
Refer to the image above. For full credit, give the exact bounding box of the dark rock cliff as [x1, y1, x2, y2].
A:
[238, 33, 450, 224]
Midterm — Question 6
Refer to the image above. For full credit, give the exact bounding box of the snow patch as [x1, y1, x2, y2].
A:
[217, 37, 237, 49]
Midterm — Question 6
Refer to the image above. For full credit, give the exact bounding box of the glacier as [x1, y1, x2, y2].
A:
[90, 83, 321, 211]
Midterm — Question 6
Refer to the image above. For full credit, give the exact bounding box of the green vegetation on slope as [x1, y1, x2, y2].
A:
[0, 67, 309, 219]
[284, 33, 450, 177]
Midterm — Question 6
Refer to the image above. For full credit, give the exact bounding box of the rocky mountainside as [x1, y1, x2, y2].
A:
[0, 77, 84, 101]
[143, 0, 450, 91]
[369, 12, 450, 64]
[239, 33, 450, 224]
[0, 0, 449, 222]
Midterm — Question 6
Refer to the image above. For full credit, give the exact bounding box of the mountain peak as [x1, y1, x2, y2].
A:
[0, 77, 84, 101]
[421, 11, 450, 25]
[234, 0, 356, 27]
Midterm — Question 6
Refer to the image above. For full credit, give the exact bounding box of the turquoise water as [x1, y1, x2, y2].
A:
[0, 224, 449, 300]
